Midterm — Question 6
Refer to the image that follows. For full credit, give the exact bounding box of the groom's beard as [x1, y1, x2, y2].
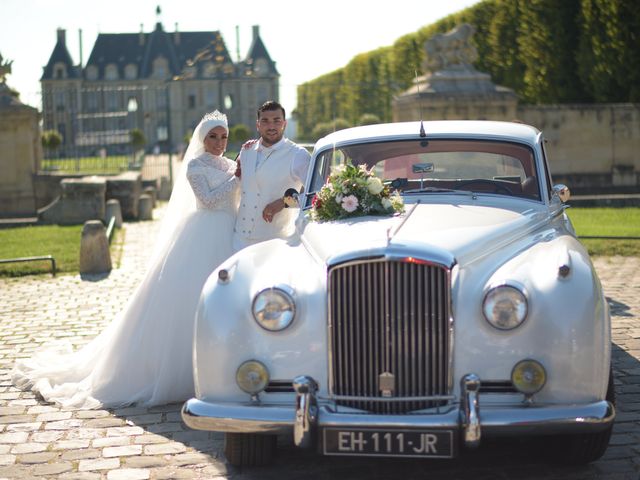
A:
[261, 129, 283, 147]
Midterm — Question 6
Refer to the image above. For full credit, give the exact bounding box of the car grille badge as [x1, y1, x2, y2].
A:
[379, 372, 395, 397]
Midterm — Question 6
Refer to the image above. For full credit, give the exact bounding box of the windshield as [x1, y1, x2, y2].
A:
[306, 139, 540, 206]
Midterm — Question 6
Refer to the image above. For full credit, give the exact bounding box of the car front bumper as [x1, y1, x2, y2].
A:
[181, 374, 615, 451]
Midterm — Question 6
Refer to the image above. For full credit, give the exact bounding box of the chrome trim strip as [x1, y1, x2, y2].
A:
[181, 398, 615, 439]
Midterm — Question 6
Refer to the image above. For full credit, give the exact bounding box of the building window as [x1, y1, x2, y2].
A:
[203, 62, 216, 78]
[106, 90, 119, 111]
[85, 91, 98, 112]
[54, 91, 65, 112]
[205, 89, 216, 107]
[105, 64, 119, 80]
[152, 57, 169, 79]
[124, 64, 138, 80]
[53, 63, 66, 79]
[188, 94, 196, 109]
[86, 65, 98, 81]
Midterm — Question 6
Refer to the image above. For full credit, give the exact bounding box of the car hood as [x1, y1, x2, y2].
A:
[300, 202, 549, 266]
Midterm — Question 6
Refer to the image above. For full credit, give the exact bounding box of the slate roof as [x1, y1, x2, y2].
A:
[244, 32, 278, 75]
[41, 33, 80, 80]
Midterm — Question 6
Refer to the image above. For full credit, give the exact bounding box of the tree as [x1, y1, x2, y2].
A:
[41, 130, 62, 157]
[230, 124, 251, 144]
[310, 118, 352, 141]
[358, 113, 381, 126]
[129, 128, 146, 151]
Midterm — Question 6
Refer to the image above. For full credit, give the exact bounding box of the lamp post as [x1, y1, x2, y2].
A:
[127, 96, 138, 166]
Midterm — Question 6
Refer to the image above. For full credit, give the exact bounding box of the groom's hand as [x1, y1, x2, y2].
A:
[234, 158, 241, 178]
[262, 198, 285, 223]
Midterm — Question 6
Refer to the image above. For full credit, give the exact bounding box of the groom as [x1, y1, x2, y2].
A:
[233, 101, 311, 250]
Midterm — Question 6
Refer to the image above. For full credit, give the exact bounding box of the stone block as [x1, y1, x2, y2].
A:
[138, 194, 153, 221]
[39, 177, 106, 225]
[106, 172, 142, 220]
[79, 220, 112, 275]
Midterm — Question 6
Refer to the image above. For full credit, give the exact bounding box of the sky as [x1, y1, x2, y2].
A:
[1, 0, 479, 114]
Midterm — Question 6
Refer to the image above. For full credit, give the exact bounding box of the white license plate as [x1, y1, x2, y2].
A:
[323, 428, 455, 458]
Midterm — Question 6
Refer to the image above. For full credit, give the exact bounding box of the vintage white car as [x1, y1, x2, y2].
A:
[182, 120, 615, 466]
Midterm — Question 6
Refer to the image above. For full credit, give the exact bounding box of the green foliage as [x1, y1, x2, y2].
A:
[296, 0, 640, 136]
[129, 128, 146, 149]
[230, 124, 251, 144]
[310, 118, 352, 142]
[358, 113, 381, 126]
[41, 129, 62, 151]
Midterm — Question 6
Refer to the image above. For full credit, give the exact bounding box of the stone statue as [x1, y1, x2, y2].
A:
[424, 24, 478, 72]
[0, 52, 13, 84]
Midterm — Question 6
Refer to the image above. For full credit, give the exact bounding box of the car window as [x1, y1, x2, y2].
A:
[306, 139, 540, 206]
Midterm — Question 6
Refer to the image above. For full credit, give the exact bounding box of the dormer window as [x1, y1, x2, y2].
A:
[152, 56, 169, 79]
[53, 63, 67, 80]
[124, 64, 138, 80]
[105, 64, 119, 80]
[203, 62, 216, 78]
[254, 58, 268, 77]
[86, 65, 98, 80]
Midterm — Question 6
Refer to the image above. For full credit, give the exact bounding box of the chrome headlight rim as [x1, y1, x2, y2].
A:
[251, 285, 296, 332]
[482, 282, 528, 330]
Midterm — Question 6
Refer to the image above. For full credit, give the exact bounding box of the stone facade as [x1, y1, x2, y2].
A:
[0, 84, 42, 217]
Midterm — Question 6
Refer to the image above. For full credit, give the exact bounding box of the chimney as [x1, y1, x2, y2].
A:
[57, 28, 66, 45]
[78, 29, 83, 66]
[236, 25, 240, 62]
[252, 25, 259, 42]
[139, 24, 145, 46]
[174, 23, 180, 45]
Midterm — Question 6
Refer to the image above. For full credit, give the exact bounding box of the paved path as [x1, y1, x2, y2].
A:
[1, 211, 639, 479]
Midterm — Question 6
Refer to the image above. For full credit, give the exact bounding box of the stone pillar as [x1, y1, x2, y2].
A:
[138, 194, 153, 220]
[158, 175, 172, 201]
[79, 220, 112, 274]
[104, 198, 123, 228]
[143, 185, 157, 208]
[0, 84, 41, 218]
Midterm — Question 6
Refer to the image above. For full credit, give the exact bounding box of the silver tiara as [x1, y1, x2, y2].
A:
[201, 110, 228, 124]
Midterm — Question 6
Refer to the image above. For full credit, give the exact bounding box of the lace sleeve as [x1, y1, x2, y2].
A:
[187, 166, 239, 209]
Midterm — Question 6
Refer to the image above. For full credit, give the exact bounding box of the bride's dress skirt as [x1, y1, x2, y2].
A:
[12, 209, 234, 409]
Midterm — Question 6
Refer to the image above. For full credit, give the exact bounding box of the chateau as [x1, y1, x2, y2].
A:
[40, 19, 279, 156]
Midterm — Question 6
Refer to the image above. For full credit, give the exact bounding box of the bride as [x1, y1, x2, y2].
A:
[12, 110, 239, 409]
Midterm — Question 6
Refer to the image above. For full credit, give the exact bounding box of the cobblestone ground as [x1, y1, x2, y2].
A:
[1, 210, 639, 480]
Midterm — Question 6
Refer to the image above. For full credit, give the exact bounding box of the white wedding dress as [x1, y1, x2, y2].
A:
[11, 152, 239, 409]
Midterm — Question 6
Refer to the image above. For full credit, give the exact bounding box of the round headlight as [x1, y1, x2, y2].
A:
[511, 359, 546, 395]
[252, 287, 295, 331]
[236, 360, 270, 394]
[482, 284, 528, 330]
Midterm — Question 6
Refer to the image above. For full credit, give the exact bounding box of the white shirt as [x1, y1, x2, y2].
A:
[254, 138, 311, 185]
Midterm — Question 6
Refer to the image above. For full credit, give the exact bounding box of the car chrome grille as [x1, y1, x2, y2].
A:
[328, 258, 451, 414]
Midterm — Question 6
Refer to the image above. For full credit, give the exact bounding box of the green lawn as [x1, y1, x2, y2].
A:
[0, 225, 124, 277]
[566, 207, 640, 256]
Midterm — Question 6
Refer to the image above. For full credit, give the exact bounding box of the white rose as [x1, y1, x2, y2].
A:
[335, 193, 343, 204]
[381, 197, 392, 209]
[367, 177, 384, 195]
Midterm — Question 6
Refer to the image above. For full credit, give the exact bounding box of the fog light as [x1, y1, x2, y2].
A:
[511, 359, 546, 395]
[236, 360, 270, 395]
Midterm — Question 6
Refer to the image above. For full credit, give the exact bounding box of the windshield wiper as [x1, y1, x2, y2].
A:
[404, 187, 471, 194]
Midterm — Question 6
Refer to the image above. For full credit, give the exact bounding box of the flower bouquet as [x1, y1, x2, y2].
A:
[309, 163, 404, 222]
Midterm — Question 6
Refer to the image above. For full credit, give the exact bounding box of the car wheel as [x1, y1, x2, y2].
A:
[548, 368, 616, 465]
[223, 432, 277, 466]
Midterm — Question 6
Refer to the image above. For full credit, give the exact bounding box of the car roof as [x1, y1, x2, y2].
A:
[315, 120, 541, 150]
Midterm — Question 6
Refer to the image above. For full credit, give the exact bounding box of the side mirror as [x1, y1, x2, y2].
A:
[553, 184, 571, 203]
[283, 188, 300, 208]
